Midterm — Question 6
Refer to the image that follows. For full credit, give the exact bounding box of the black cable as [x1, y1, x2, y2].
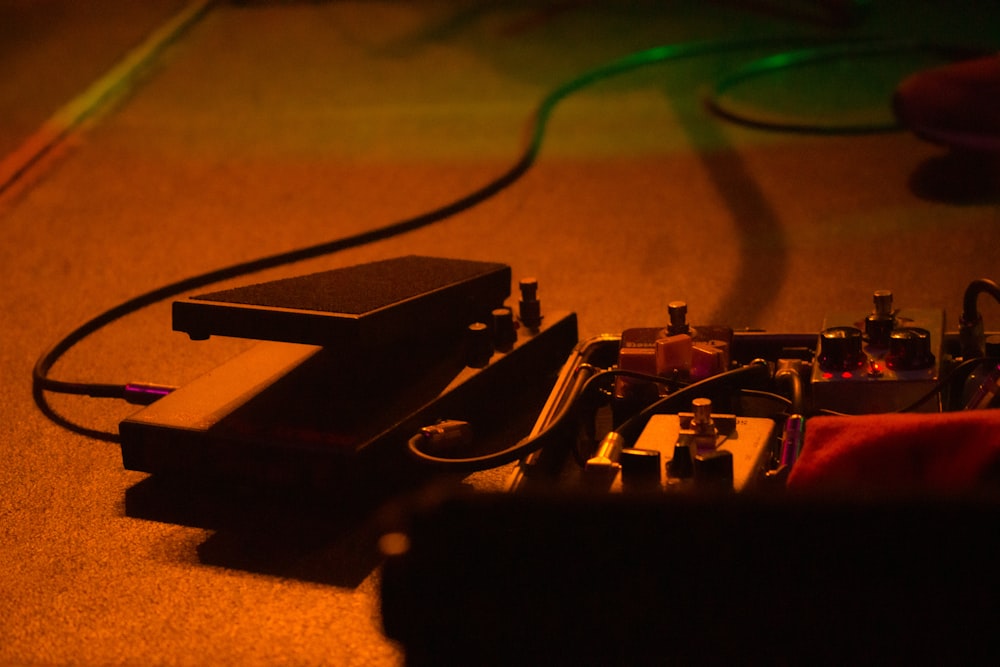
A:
[895, 357, 987, 414]
[963, 279, 1000, 326]
[593, 368, 689, 393]
[958, 278, 1000, 358]
[407, 364, 698, 471]
[613, 360, 772, 444]
[407, 361, 776, 472]
[407, 365, 617, 472]
[740, 388, 793, 409]
[32, 57, 548, 440]
[18, 39, 673, 431]
[35, 35, 897, 403]
[774, 363, 805, 415]
[30, 35, 826, 440]
[32, 138, 534, 394]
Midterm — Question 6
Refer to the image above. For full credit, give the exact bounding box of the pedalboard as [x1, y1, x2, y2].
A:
[379, 279, 1000, 667]
[508, 289, 957, 495]
[126, 269, 959, 497]
[510, 299, 777, 494]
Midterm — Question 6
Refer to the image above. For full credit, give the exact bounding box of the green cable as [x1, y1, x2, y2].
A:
[705, 38, 991, 134]
[527, 36, 841, 153]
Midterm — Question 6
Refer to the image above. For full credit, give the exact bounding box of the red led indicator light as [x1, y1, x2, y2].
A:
[822, 372, 833, 380]
[841, 371, 853, 379]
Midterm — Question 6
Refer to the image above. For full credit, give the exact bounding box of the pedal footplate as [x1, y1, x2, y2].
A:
[120, 311, 578, 496]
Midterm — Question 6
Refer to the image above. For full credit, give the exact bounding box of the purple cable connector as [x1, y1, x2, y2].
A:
[779, 414, 806, 468]
[123, 382, 175, 405]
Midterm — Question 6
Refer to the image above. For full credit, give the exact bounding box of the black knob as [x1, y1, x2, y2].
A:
[985, 334, 1000, 358]
[620, 448, 662, 487]
[667, 442, 694, 479]
[492, 307, 517, 351]
[693, 449, 734, 492]
[466, 322, 493, 368]
[667, 301, 689, 336]
[885, 327, 935, 370]
[818, 326, 865, 372]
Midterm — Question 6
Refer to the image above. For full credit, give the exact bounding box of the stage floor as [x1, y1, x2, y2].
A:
[3, 2, 999, 665]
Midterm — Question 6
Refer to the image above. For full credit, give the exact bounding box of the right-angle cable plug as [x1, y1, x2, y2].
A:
[774, 358, 806, 415]
[960, 278, 1000, 358]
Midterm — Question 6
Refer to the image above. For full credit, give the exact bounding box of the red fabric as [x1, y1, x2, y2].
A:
[786, 410, 1000, 493]
[893, 53, 1000, 151]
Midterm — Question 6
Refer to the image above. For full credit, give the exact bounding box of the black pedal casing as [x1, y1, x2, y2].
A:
[125, 255, 577, 496]
[120, 311, 578, 496]
[172, 255, 511, 349]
